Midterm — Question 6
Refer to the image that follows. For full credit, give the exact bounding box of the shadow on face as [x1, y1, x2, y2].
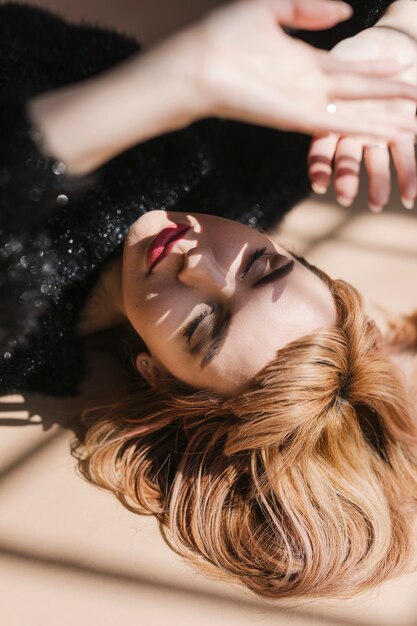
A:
[122, 210, 337, 395]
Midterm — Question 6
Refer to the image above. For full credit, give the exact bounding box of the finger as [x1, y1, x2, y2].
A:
[333, 137, 363, 207]
[324, 105, 417, 135]
[308, 133, 339, 194]
[306, 109, 417, 143]
[318, 52, 412, 76]
[363, 144, 391, 212]
[330, 74, 417, 103]
[391, 137, 417, 209]
[269, 0, 352, 30]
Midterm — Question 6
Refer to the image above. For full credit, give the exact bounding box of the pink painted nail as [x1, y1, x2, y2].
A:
[369, 203, 383, 213]
[337, 195, 353, 207]
[312, 183, 327, 195]
[401, 196, 415, 210]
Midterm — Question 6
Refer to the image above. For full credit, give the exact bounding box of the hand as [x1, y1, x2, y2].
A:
[183, 0, 417, 142]
[30, 0, 417, 176]
[308, 26, 417, 212]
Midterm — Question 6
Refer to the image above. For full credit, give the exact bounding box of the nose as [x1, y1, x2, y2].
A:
[177, 246, 232, 296]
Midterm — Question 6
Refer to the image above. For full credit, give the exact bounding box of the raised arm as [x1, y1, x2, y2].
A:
[27, 0, 417, 177]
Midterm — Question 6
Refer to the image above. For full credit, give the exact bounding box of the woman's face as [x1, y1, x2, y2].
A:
[122, 210, 336, 395]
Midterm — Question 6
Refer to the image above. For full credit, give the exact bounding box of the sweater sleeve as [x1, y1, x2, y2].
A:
[0, 1, 141, 232]
[0, 2, 141, 374]
[0, 94, 98, 233]
[0, 97, 99, 381]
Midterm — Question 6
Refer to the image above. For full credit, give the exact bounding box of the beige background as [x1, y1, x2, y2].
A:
[1, 2, 417, 625]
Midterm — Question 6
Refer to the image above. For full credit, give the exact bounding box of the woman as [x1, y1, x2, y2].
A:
[75, 220, 417, 601]
[1, 0, 417, 601]
[2, 0, 417, 396]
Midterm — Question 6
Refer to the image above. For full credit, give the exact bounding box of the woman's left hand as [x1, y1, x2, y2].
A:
[188, 0, 417, 142]
[308, 26, 417, 212]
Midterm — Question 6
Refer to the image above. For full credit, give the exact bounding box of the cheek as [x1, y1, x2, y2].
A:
[129, 284, 199, 351]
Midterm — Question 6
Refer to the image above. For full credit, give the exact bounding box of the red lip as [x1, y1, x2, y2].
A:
[147, 223, 191, 273]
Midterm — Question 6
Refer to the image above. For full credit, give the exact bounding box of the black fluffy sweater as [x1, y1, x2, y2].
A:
[0, 1, 394, 397]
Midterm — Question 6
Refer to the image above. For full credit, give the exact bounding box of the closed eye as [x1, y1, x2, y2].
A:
[181, 247, 294, 365]
[182, 303, 230, 365]
[199, 256, 294, 367]
[182, 306, 216, 351]
[182, 246, 276, 354]
[182, 246, 269, 347]
[240, 246, 269, 278]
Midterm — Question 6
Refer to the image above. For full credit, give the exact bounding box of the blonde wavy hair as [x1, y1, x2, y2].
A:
[72, 256, 417, 601]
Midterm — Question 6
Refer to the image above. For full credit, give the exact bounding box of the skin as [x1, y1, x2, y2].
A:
[28, 0, 417, 176]
[309, 2, 417, 212]
[121, 210, 336, 395]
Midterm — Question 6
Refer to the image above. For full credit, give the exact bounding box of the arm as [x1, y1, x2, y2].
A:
[0, 1, 141, 232]
[27, 32, 202, 176]
[27, 0, 417, 179]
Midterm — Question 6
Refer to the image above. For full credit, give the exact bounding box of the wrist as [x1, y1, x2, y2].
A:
[125, 30, 212, 130]
[28, 33, 205, 176]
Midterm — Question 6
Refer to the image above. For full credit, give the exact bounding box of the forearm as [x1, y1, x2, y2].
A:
[27, 32, 202, 176]
[376, 0, 417, 39]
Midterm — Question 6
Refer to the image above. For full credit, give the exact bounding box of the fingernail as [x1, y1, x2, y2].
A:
[337, 195, 353, 207]
[369, 203, 383, 213]
[401, 196, 415, 210]
[312, 183, 327, 195]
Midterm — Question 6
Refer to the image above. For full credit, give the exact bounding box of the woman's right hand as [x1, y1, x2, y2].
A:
[178, 0, 417, 141]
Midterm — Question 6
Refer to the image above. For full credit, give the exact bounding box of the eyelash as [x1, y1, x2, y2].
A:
[182, 247, 268, 343]
[183, 306, 214, 340]
[241, 246, 268, 277]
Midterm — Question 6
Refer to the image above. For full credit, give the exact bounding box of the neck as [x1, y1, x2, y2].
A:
[77, 251, 127, 337]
